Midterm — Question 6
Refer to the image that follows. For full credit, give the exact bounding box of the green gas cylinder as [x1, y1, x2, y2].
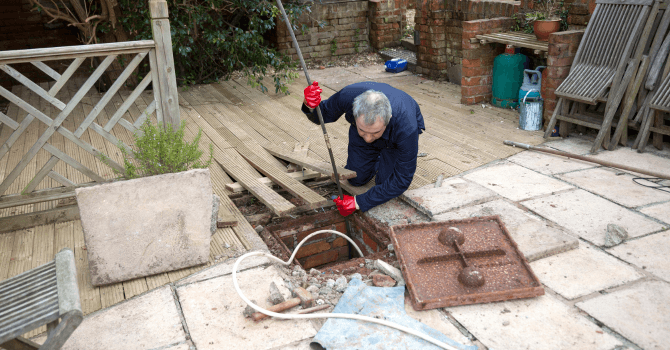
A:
[492, 45, 526, 109]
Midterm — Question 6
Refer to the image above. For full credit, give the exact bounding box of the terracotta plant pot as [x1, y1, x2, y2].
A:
[533, 20, 561, 41]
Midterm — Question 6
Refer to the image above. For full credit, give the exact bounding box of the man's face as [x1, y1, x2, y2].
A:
[355, 115, 386, 143]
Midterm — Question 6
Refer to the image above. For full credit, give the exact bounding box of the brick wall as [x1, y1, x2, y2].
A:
[542, 30, 584, 125]
[0, 0, 80, 89]
[369, 0, 408, 50]
[415, 0, 447, 77]
[460, 17, 512, 104]
[276, 1, 371, 61]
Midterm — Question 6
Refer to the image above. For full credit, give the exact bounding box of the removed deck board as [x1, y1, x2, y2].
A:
[225, 169, 322, 193]
[263, 144, 357, 180]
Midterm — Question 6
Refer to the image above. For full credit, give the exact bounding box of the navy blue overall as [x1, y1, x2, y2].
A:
[302, 82, 425, 212]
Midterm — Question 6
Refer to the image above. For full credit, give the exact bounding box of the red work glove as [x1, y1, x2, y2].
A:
[333, 195, 356, 217]
[303, 81, 322, 108]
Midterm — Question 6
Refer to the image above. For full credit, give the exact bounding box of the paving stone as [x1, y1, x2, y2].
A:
[591, 147, 670, 177]
[556, 167, 670, 208]
[507, 150, 595, 175]
[62, 286, 186, 350]
[522, 189, 665, 246]
[76, 169, 212, 286]
[433, 199, 578, 262]
[403, 296, 474, 348]
[607, 231, 670, 282]
[176, 254, 272, 286]
[576, 280, 670, 350]
[177, 265, 317, 350]
[401, 178, 497, 217]
[542, 136, 595, 155]
[640, 201, 670, 225]
[446, 294, 622, 350]
[530, 245, 643, 299]
[463, 163, 574, 201]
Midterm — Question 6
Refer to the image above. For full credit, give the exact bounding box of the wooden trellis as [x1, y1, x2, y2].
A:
[0, 0, 179, 210]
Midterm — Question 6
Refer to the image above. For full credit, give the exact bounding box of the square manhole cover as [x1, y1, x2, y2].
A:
[390, 216, 544, 310]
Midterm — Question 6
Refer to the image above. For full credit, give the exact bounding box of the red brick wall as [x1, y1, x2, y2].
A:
[519, 0, 595, 27]
[460, 17, 512, 104]
[542, 30, 584, 125]
[370, 0, 408, 50]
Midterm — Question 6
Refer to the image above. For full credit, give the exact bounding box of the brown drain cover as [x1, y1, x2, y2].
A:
[390, 216, 544, 310]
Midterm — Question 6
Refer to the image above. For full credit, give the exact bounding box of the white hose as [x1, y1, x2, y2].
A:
[232, 229, 461, 350]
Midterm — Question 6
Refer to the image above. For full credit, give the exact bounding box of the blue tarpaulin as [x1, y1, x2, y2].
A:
[312, 278, 477, 350]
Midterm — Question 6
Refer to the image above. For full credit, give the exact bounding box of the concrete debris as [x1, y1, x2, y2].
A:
[211, 194, 220, 235]
[349, 273, 363, 281]
[320, 287, 333, 295]
[372, 274, 397, 287]
[326, 279, 336, 289]
[334, 276, 348, 292]
[255, 225, 264, 233]
[243, 299, 258, 318]
[374, 260, 406, 286]
[268, 282, 285, 306]
[604, 224, 628, 247]
[309, 268, 321, 276]
[306, 285, 319, 296]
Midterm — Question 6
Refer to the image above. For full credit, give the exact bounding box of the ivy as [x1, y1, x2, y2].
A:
[117, 0, 309, 93]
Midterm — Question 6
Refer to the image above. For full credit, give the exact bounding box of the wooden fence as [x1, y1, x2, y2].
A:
[0, 0, 180, 213]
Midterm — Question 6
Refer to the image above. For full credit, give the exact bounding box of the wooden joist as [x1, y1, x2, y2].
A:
[263, 143, 357, 181]
[225, 169, 322, 193]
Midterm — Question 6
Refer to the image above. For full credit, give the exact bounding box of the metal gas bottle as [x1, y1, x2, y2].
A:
[518, 66, 545, 103]
[492, 45, 526, 109]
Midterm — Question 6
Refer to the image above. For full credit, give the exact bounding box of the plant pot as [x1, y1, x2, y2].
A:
[533, 20, 561, 41]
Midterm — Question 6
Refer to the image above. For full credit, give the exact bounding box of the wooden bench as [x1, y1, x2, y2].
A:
[0, 248, 83, 350]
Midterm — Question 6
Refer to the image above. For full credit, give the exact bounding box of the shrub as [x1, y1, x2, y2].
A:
[110, 120, 213, 179]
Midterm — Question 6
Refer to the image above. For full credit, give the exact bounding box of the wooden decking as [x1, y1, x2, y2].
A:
[0, 68, 545, 335]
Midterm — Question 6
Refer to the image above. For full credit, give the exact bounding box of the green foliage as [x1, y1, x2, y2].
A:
[330, 39, 338, 56]
[512, 0, 568, 33]
[116, 0, 310, 93]
[111, 119, 213, 179]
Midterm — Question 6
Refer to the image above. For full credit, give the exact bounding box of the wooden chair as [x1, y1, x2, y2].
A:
[637, 71, 670, 150]
[0, 248, 83, 350]
[544, 0, 660, 153]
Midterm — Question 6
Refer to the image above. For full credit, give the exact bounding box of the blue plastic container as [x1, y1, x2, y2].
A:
[385, 58, 408, 73]
[518, 66, 545, 103]
[492, 46, 527, 109]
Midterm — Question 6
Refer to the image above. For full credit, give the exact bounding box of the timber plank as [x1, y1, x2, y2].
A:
[225, 169, 322, 193]
[0, 205, 79, 233]
[263, 143, 356, 180]
[122, 277, 149, 299]
[99, 283, 125, 309]
[0, 231, 15, 280]
[6, 228, 35, 279]
[73, 220, 101, 314]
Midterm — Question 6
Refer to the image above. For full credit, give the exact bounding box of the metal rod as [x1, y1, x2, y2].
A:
[503, 140, 670, 180]
[275, 0, 358, 257]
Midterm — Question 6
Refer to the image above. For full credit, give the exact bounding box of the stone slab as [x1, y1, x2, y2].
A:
[507, 150, 596, 175]
[591, 147, 670, 178]
[177, 265, 317, 350]
[176, 253, 272, 286]
[542, 136, 595, 155]
[446, 293, 621, 350]
[576, 280, 670, 350]
[556, 167, 670, 208]
[463, 163, 574, 201]
[433, 199, 578, 262]
[401, 178, 498, 218]
[640, 202, 670, 225]
[530, 245, 643, 299]
[608, 231, 670, 282]
[63, 286, 186, 350]
[403, 296, 474, 348]
[76, 169, 213, 286]
[522, 190, 665, 246]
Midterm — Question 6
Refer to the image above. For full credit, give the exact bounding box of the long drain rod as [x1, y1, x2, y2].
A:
[276, 0, 357, 257]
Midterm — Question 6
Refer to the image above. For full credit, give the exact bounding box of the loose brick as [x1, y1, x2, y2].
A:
[295, 240, 332, 259]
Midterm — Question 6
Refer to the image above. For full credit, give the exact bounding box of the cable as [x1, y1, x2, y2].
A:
[232, 229, 462, 350]
[632, 177, 670, 194]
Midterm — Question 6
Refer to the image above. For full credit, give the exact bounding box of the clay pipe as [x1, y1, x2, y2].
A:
[251, 287, 314, 322]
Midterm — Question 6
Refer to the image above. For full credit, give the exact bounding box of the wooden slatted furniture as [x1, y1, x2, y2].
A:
[544, 0, 660, 152]
[637, 72, 670, 150]
[473, 32, 549, 57]
[0, 248, 82, 350]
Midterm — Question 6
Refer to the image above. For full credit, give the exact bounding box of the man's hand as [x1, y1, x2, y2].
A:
[304, 81, 322, 109]
[333, 195, 356, 217]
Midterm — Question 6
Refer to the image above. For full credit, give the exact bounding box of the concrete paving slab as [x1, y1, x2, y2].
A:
[556, 167, 670, 208]
[62, 286, 186, 350]
[76, 169, 212, 286]
[507, 150, 596, 175]
[530, 245, 643, 299]
[365, 197, 431, 227]
[446, 294, 622, 350]
[177, 265, 317, 350]
[640, 202, 670, 225]
[522, 190, 665, 246]
[403, 296, 474, 347]
[267, 340, 313, 350]
[607, 231, 670, 282]
[432, 199, 578, 262]
[463, 163, 574, 201]
[576, 280, 670, 350]
[176, 254, 272, 286]
[542, 136, 595, 155]
[591, 147, 670, 177]
[401, 178, 497, 218]
[162, 343, 191, 350]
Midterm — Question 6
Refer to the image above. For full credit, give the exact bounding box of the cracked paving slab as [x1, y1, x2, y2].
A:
[401, 178, 497, 218]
